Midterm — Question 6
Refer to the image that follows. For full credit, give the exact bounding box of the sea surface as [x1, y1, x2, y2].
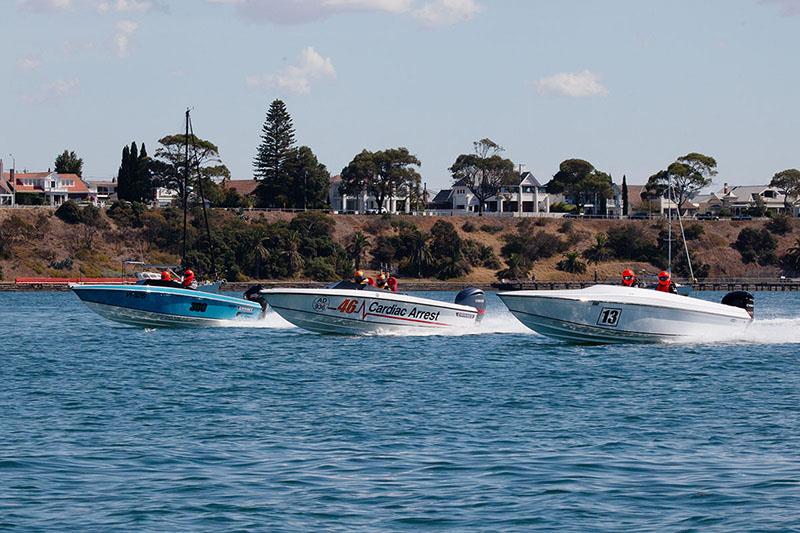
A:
[2, 290, 800, 531]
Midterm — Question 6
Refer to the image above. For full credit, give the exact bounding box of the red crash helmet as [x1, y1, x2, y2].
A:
[658, 271, 671, 283]
[622, 268, 635, 286]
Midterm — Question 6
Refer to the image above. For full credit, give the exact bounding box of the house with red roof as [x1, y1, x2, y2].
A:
[0, 170, 96, 206]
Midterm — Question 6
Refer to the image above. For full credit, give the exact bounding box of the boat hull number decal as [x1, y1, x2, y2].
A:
[190, 302, 208, 312]
[597, 307, 621, 326]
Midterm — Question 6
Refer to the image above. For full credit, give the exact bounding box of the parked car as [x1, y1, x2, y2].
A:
[695, 212, 720, 220]
[628, 212, 650, 220]
[563, 213, 583, 218]
[732, 214, 753, 221]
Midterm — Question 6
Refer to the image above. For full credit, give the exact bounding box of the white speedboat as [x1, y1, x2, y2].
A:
[255, 282, 485, 335]
[498, 284, 753, 344]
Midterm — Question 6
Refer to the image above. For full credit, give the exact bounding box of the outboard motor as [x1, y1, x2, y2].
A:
[455, 287, 486, 322]
[244, 284, 269, 318]
[721, 291, 754, 319]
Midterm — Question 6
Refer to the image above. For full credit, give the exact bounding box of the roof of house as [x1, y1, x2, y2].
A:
[431, 189, 453, 204]
[224, 179, 259, 196]
[716, 185, 786, 204]
[2, 172, 90, 194]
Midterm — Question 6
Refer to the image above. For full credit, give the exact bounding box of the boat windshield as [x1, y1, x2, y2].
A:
[327, 280, 369, 290]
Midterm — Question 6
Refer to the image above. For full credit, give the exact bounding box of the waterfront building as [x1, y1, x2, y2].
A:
[0, 170, 95, 205]
[429, 172, 552, 216]
[328, 175, 411, 214]
[693, 183, 792, 216]
[85, 179, 117, 205]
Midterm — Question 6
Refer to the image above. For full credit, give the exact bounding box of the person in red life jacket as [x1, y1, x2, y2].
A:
[182, 268, 198, 290]
[375, 273, 389, 290]
[656, 270, 678, 294]
[161, 271, 172, 282]
[621, 268, 643, 288]
[353, 270, 375, 287]
[386, 274, 398, 292]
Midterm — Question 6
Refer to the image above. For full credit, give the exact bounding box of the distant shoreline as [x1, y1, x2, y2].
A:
[3, 279, 799, 293]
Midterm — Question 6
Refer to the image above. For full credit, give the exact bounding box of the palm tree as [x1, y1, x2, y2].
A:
[557, 251, 588, 274]
[346, 232, 370, 270]
[253, 240, 270, 279]
[281, 230, 305, 277]
[408, 232, 433, 278]
[582, 233, 610, 265]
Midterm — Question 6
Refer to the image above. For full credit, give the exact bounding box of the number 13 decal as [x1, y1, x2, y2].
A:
[597, 308, 621, 326]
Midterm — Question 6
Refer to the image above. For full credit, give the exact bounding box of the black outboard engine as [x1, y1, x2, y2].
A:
[243, 284, 269, 318]
[455, 287, 486, 322]
[721, 291, 754, 319]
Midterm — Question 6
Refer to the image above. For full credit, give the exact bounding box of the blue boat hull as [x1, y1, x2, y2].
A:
[71, 284, 262, 328]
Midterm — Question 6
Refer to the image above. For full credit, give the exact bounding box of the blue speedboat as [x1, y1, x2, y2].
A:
[71, 282, 263, 328]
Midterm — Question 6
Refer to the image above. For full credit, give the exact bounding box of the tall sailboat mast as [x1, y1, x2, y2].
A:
[181, 108, 190, 268]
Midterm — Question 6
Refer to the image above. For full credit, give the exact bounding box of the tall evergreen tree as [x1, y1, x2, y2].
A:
[116, 145, 131, 201]
[253, 99, 296, 207]
[135, 143, 154, 202]
[622, 174, 629, 216]
[54, 150, 84, 176]
[116, 141, 153, 203]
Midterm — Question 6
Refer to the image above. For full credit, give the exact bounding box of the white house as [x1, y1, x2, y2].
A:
[692, 183, 792, 215]
[328, 175, 411, 214]
[430, 172, 552, 215]
[85, 179, 118, 205]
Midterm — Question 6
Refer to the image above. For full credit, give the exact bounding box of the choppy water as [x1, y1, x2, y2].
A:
[2, 290, 800, 531]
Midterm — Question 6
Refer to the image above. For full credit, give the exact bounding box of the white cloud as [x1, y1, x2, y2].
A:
[17, 56, 42, 71]
[21, 78, 80, 104]
[413, 0, 480, 26]
[114, 19, 139, 57]
[210, 0, 479, 25]
[97, 0, 159, 13]
[17, 0, 71, 12]
[534, 70, 609, 98]
[759, 0, 800, 16]
[246, 46, 335, 95]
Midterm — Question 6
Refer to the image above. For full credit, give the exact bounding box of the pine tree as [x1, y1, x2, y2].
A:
[117, 141, 153, 203]
[117, 145, 132, 201]
[622, 174, 629, 216]
[136, 143, 153, 202]
[253, 99, 296, 207]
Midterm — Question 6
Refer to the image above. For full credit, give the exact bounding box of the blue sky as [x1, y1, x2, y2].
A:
[1, 0, 799, 190]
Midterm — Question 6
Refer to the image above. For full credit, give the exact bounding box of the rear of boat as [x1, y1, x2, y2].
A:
[71, 283, 262, 328]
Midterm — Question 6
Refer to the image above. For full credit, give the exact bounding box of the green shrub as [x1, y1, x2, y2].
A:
[304, 257, 338, 281]
[49, 257, 74, 270]
[733, 227, 777, 265]
[558, 220, 574, 234]
[55, 201, 82, 224]
[607, 224, 658, 262]
[550, 202, 576, 213]
[108, 201, 146, 228]
[479, 223, 503, 234]
[461, 221, 477, 233]
[683, 223, 704, 240]
[766, 214, 792, 235]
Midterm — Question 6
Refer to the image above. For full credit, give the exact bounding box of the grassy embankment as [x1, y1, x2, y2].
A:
[0, 207, 797, 283]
